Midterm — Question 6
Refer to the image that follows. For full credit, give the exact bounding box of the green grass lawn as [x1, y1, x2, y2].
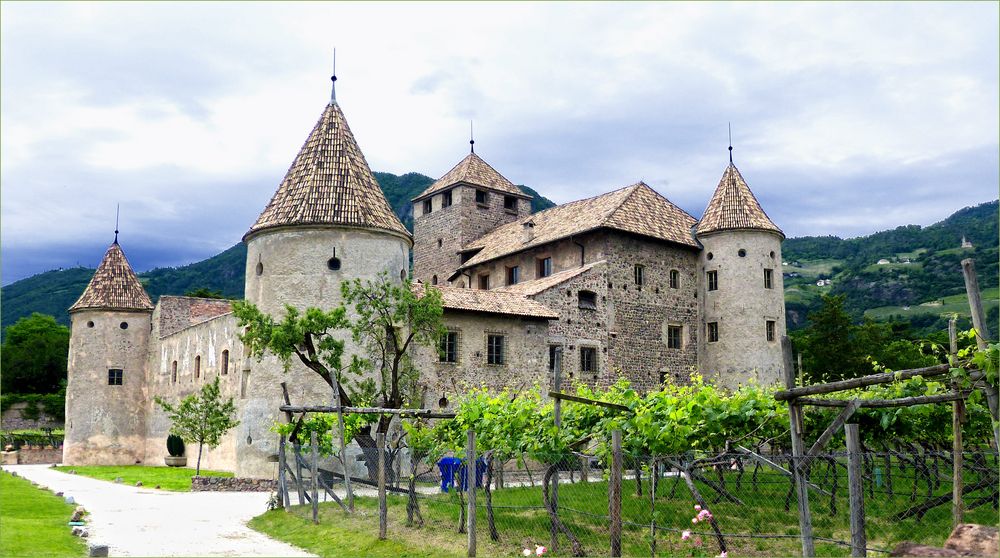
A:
[1, 471, 86, 557]
[866, 288, 1000, 320]
[52, 465, 233, 491]
[250, 461, 998, 557]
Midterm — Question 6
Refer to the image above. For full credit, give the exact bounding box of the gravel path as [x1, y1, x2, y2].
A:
[3, 464, 314, 557]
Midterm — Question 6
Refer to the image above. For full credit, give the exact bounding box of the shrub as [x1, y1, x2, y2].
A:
[166, 434, 185, 457]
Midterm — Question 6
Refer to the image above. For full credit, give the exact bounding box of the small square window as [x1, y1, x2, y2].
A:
[548, 345, 562, 372]
[707, 322, 719, 343]
[634, 264, 645, 287]
[504, 196, 518, 213]
[439, 331, 458, 363]
[475, 190, 488, 205]
[478, 274, 490, 290]
[667, 325, 682, 349]
[108, 368, 123, 386]
[580, 347, 597, 373]
[669, 269, 680, 289]
[423, 199, 432, 214]
[578, 290, 597, 310]
[442, 190, 452, 208]
[537, 257, 552, 278]
[764, 269, 773, 289]
[506, 266, 520, 286]
[487, 335, 505, 365]
[766, 320, 776, 342]
[707, 270, 718, 291]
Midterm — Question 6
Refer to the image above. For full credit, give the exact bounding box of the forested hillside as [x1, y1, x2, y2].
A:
[1, 171, 556, 333]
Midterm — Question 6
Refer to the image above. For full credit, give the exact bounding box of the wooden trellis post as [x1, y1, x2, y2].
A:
[950, 319, 964, 527]
[845, 424, 866, 557]
[784, 336, 815, 557]
[310, 431, 319, 524]
[378, 432, 387, 540]
[467, 428, 477, 558]
[610, 429, 622, 558]
[551, 347, 562, 554]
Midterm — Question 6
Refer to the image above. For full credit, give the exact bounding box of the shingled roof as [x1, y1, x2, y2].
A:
[696, 164, 782, 237]
[245, 101, 410, 241]
[412, 283, 557, 319]
[454, 182, 697, 273]
[495, 260, 606, 297]
[69, 241, 154, 313]
[412, 153, 531, 202]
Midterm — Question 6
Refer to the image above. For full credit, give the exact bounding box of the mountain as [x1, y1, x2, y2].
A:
[1, 171, 557, 333]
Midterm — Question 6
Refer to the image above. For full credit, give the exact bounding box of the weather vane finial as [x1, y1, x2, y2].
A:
[330, 48, 338, 102]
[114, 203, 120, 244]
[470, 120, 475, 154]
[728, 122, 733, 164]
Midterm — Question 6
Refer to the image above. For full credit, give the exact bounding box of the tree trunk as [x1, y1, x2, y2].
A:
[542, 463, 585, 556]
[196, 441, 204, 476]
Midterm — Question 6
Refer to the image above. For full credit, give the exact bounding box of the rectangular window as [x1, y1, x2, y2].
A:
[578, 290, 597, 310]
[487, 335, 505, 365]
[475, 189, 488, 205]
[221, 350, 229, 375]
[503, 195, 518, 213]
[667, 325, 682, 349]
[439, 331, 458, 363]
[442, 190, 452, 208]
[764, 269, 773, 289]
[634, 264, 645, 287]
[669, 269, 680, 289]
[423, 199, 432, 215]
[766, 320, 776, 342]
[580, 347, 597, 373]
[506, 266, 520, 286]
[537, 257, 552, 278]
[548, 345, 562, 372]
[707, 322, 719, 343]
[707, 270, 718, 291]
[108, 368, 123, 386]
[478, 273, 490, 290]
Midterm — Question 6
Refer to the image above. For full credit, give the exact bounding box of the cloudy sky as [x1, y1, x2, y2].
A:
[2, 2, 997, 284]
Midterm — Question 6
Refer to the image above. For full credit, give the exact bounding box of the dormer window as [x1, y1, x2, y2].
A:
[423, 199, 432, 214]
[442, 190, 452, 208]
[503, 195, 518, 213]
[506, 266, 520, 286]
[475, 190, 488, 205]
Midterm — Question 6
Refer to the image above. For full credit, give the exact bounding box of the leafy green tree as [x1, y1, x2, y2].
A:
[797, 294, 867, 383]
[183, 288, 228, 299]
[154, 377, 239, 475]
[1, 313, 70, 394]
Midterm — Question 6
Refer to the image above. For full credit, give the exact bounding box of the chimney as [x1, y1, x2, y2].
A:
[522, 220, 535, 244]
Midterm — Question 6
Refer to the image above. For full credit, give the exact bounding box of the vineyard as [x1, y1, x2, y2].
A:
[268, 341, 999, 557]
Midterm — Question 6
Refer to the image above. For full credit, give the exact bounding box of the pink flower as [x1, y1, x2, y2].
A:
[535, 546, 547, 556]
[692, 517, 699, 524]
[717, 552, 728, 558]
[694, 504, 702, 511]
[522, 550, 531, 557]
[681, 530, 691, 541]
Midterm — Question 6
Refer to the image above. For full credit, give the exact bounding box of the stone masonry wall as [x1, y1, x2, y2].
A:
[1, 403, 62, 431]
[191, 476, 278, 492]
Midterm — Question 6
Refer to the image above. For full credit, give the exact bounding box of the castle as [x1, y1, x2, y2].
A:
[63, 73, 786, 478]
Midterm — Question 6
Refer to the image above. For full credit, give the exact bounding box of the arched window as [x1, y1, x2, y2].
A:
[194, 356, 201, 379]
[432, 275, 438, 285]
[221, 350, 230, 376]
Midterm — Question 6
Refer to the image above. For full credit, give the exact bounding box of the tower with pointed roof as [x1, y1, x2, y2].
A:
[412, 150, 532, 286]
[64, 238, 154, 465]
[695, 162, 786, 388]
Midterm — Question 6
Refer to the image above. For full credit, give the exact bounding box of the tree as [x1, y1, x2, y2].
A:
[1, 313, 70, 394]
[183, 288, 228, 299]
[154, 377, 239, 475]
[233, 273, 445, 480]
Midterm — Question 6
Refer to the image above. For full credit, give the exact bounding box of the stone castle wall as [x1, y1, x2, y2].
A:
[698, 230, 785, 389]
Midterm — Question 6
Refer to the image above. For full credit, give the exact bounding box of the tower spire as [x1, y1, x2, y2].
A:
[469, 120, 475, 154]
[114, 203, 120, 244]
[728, 122, 733, 164]
[330, 48, 338, 103]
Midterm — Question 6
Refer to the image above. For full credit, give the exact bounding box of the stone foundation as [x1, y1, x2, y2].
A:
[191, 476, 277, 492]
[6, 447, 63, 464]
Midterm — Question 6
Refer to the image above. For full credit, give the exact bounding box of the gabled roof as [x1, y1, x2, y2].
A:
[245, 101, 410, 242]
[455, 182, 697, 272]
[696, 163, 782, 237]
[495, 260, 606, 297]
[412, 152, 531, 202]
[412, 283, 558, 319]
[69, 241, 154, 313]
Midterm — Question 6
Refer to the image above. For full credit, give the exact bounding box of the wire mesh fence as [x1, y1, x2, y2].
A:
[277, 435, 998, 557]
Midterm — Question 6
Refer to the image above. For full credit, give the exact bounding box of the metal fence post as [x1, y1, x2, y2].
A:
[610, 429, 622, 558]
[310, 431, 319, 524]
[467, 428, 477, 557]
[378, 432, 387, 540]
[845, 423, 866, 557]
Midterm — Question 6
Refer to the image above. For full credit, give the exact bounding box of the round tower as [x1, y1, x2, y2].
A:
[64, 238, 154, 465]
[236, 71, 411, 477]
[696, 162, 785, 389]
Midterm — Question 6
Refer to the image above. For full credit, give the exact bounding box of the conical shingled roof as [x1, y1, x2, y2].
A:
[412, 152, 531, 201]
[244, 102, 410, 241]
[69, 241, 154, 313]
[696, 164, 783, 237]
